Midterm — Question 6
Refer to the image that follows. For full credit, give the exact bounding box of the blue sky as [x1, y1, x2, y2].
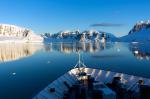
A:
[0, 0, 150, 37]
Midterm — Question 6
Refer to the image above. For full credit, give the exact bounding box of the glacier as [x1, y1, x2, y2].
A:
[0, 24, 43, 43]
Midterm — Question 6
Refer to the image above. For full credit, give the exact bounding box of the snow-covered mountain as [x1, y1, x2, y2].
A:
[120, 20, 150, 42]
[42, 30, 116, 42]
[0, 24, 43, 43]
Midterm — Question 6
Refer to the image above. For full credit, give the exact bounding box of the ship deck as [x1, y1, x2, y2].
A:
[33, 67, 150, 99]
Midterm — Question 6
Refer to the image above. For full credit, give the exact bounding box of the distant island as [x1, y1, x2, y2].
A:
[0, 24, 43, 43]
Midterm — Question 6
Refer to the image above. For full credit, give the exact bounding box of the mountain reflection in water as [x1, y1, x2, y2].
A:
[44, 42, 150, 61]
[0, 42, 150, 63]
[44, 42, 113, 54]
[0, 43, 43, 62]
[130, 42, 150, 60]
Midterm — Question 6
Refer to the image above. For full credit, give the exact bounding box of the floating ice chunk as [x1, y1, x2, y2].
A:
[134, 51, 139, 54]
[131, 42, 138, 44]
[12, 72, 16, 75]
[47, 61, 51, 64]
[117, 48, 120, 52]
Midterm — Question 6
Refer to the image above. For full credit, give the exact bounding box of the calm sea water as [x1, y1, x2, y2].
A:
[0, 42, 150, 99]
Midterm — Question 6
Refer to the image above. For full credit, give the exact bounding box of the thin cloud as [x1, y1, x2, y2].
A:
[90, 23, 123, 27]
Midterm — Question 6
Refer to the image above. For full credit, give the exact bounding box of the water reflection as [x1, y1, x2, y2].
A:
[130, 42, 150, 60]
[1, 41, 150, 62]
[0, 43, 43, 62]
[0, 42, 109, 62]
[44, 42, 112, 53]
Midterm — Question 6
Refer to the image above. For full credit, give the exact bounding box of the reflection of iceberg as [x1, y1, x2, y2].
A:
[44, 42, 113, 53]
[0, 44, 43, 62]
[130, 42, 150, 60]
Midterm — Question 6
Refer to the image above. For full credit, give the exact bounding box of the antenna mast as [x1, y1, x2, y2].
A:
[74, 52, 86, 68]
